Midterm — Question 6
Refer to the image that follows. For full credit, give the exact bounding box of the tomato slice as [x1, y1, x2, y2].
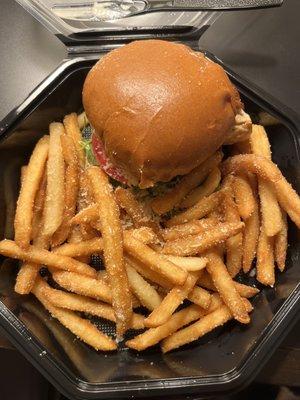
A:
[91, 133, 128, 185]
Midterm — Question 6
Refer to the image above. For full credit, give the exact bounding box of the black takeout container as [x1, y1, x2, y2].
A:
[0, 3, 300, 399]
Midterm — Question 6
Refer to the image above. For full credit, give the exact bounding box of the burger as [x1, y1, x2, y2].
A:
[82, 40, 251, 193]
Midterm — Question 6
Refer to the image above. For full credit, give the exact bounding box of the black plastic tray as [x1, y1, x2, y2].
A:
[0, 50, 300, 400]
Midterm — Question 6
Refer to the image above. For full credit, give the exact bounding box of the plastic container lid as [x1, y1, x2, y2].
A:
[15, 0, 220, 45]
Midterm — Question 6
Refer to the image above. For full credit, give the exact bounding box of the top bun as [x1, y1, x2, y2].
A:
[83, 40, 242, 188]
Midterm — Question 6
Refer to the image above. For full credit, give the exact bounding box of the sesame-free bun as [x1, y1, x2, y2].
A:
[83, 40, 242, 188]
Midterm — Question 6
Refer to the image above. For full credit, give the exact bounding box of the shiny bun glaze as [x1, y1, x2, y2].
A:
[83, 40, 242, 188]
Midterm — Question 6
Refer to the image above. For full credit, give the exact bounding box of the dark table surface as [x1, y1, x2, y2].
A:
[0, 0, 300, 398]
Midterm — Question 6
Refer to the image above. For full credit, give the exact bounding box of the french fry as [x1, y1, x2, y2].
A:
[87, 166, 132, 337]
[222, 154, 300, 229]
[51, 270, 111, 303]
[233, 174, 256, 220]
[53, 238, 103, 257]
[128, 227, 159, 244]
[187, 286, 211, 309]
[14, 235, 49, 295]
[52, 134, 79, 246]
[31, 173, 47, 240]
[42, 123, 65, 237]
[38, 280, 144, 330]
[126, 294, 223, 351]
[125, 256, 172, 289]
[222, 181, 243, 277]
[166, 190, 224, 227]
[161, 222, 244, 256]
[198, 271, 259, 299]
[15, 177, 49, 295]
[161, 299, 252, 353]
[258, 178, 283, 236]
[180, 167, 221, 209]
[115, 187, 160, 233]
[64, 113, 85, 168]
[126, 264, 162, 311]
[0, 240, 96, 278]
[163, 255, 207, 272]
[250, 124, 282, 236]
[77, 171, 98, 241]
[32, 279, 116, 351]
[127, 304, 205, 351]
[14, 136, 49, 248]
[242, 175, 260, 273]
[161, 218, 217, 241]
[145, 272, 201, 327]
[274, 210, 288, 271]
[256, 229, 275, 287]
[151, 151, 222, 215]
[70, 204, 98, 226]
[123, 231, 187, 286]
[206, 252, 250, 324]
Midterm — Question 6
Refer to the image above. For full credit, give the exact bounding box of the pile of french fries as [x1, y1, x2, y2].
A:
[0, 112, 299, 353]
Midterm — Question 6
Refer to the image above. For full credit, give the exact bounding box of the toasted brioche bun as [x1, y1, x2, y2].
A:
[83, 40, 242, 188]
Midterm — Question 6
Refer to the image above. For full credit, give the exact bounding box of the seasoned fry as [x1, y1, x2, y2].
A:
[127, 304, 205, 351]
[198, 271, 259, 299]
[126, 264, 162, 311]
[42, 123, 65, 237]
[222, 183, 243, 277]
[161, 300, 252, 353]
[53, 238, 103, 257]
[31, 173, 47, 240]
[222, 154, 300, 228]
[151, 151, 222, 215]
[162, 218, 217, 241]
[115, 187, 160, 232]
[233, 174, 256, 220]
[145, 272, 201, 327]
[125, 256, 172, 289]
[39, 280, 144, 330]
[258, 178, 283, 236]
[275, 210, 288, 271]
[126, 294, 223, 351]
[166, 190, 224, 227]
[15, 170, 49, 295]
[242, 176, 260, 273]
[206, 252, 250, 324]
[128, 227, 159, 244]
[163, 255, 207, 272]
[52, 134, 79, 246]
[186, 286, 211, 309]
[123, 231, 187, 285]
[52, 269, 111, 302]
[64, 113, 85, 167]
[32, 279, 116, 351]
[249, 125, 282, 236]
[161, 222, 244, 256]
[0, 240, 96, 278]
[180, 167, 221, 209]
[14, 136, 49, 248]
[256, 229, 275, 287]
[70, 204, 98, 225]
[87, 166, 132, 336]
